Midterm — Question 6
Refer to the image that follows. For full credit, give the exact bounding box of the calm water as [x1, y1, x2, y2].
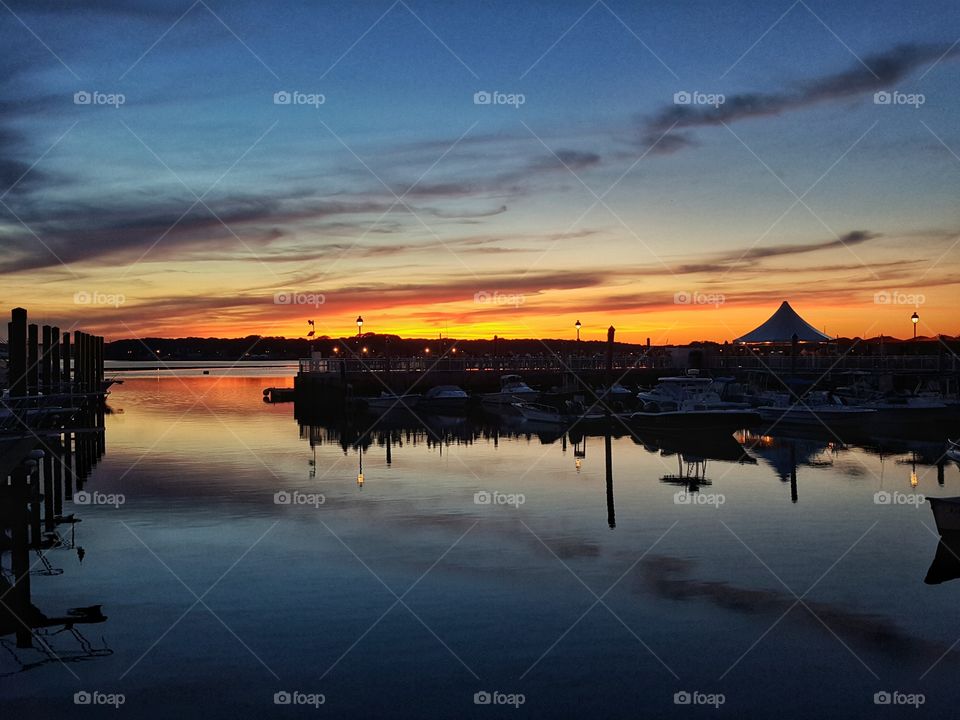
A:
[4, 371, 960, 718]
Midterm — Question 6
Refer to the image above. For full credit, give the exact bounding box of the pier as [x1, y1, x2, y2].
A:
[1, 307, 110, 663]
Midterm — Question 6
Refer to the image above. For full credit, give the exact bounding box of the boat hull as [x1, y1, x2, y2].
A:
[627, 410, 761, 432]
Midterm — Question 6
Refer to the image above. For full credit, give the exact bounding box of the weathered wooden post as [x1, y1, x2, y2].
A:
[8, 308, 28, 397]
[74, 331, 84, 392]
[97, 335, 104, 390]
[606, 325, 615, 384]
[61, 332, 71, 390]
[41, 324, 52, 394]
[51, 327, 61, 393]
[27, 323, 39, 394]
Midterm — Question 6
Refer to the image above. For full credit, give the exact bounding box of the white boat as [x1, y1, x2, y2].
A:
[637, 372, 749, 412]
[421, 385, 468, 411]
[363, 392, 420, 411]
[513, 400, 605, 425]
[481, 375, 539, 405]
[928, 496, 960, 534]
[755, 392, 875, 426]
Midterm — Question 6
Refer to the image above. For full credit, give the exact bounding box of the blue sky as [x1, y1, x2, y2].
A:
[1, 0, 958, 341]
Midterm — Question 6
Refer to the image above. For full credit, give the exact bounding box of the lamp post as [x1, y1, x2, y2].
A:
[575, 319, 581, 342]
[911, 311, 919, 340]
[356, 315, 363, 355]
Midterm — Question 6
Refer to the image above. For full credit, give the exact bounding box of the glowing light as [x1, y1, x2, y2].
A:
[357, 472, 364, 487]
[910, 470, 918, 487]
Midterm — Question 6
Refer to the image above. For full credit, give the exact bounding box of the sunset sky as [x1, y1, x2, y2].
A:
[1, 0, 958, 344]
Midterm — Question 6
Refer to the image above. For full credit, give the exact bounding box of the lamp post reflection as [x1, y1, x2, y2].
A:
[605, 432, 615, 529]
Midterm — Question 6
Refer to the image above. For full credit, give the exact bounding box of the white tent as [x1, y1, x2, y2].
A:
[734, 301, 831, 343]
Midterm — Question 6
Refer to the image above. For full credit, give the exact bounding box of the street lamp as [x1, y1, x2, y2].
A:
[356, 316, 363, 337]
[911, 311, 919, 339]
[575, 319, 581, 342]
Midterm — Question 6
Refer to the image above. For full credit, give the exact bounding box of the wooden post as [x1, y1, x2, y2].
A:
[97, 335, 104, 390]
[61, 332, 71, 389]
[41, 324, 52, 394]
[606, 326, 615, 380]
[51, 327, 60, 393]
[27, 323, 39, 394]
[8, 308, 28, 397]
[73, 331, 84, 392]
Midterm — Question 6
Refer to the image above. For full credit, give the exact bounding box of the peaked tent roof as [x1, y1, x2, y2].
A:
[734, 301, 832, 343]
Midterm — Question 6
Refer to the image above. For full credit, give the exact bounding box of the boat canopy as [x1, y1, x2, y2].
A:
[734, 301, 831, 343]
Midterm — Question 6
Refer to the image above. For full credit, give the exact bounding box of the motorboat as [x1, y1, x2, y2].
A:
[637, 372, 750, 412]
[513, 400, 606, 425]
[363, 392, 421, 412]
[928, 496, 960, 534]
[420, 385, 469, 412]
[481, 375, 539, 405]
[755, 392, 875, 427]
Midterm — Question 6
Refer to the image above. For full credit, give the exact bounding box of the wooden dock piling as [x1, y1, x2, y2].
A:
[8, 307, 27, 397]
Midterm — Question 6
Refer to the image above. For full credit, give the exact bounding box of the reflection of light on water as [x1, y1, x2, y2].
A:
[575, 458, 581, 472]
[357, 472, 364, 487]
[911, 470, 918, 487]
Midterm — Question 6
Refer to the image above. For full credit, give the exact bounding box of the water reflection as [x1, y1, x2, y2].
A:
[0, 404, 112, 675]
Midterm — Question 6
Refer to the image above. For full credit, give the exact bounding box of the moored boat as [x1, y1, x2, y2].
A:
[363, 392, 421, 412]
[481, 375, 539, 405]
[421, 385, 469, 411]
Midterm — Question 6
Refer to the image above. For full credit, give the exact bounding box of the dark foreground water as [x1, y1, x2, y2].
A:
[4, 372, 960, 718]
